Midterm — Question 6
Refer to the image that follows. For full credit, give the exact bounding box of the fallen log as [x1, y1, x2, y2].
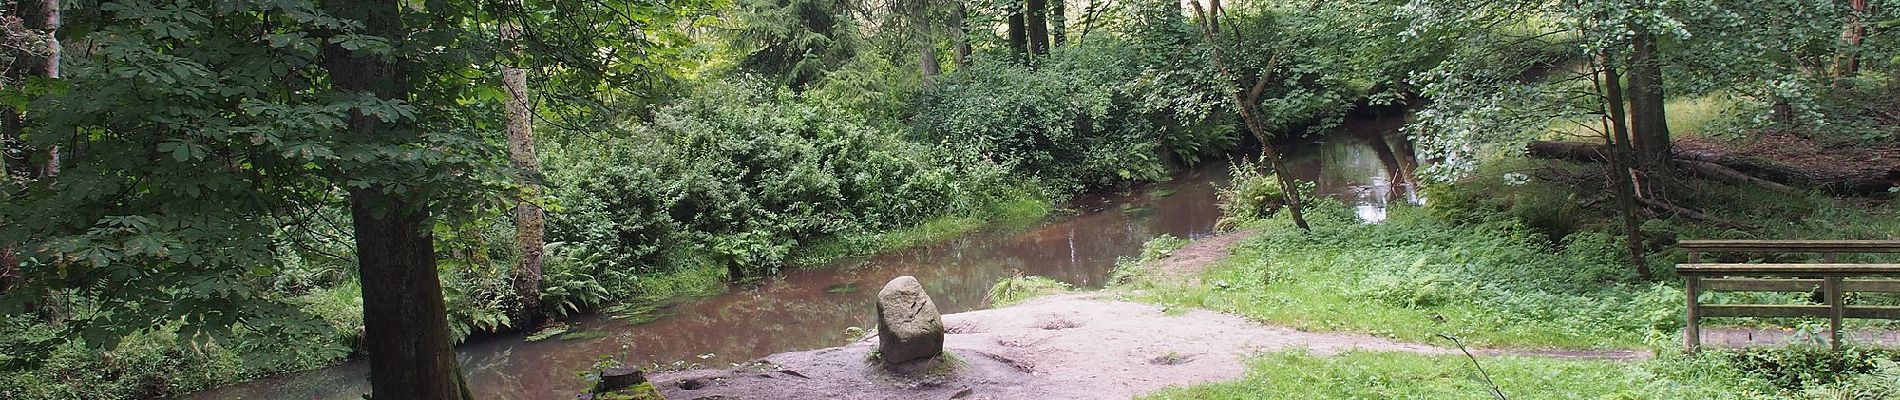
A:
[1674, 159, 1800, 194]
[1525, 140, 1897, 195]
[1526, 140, 1610, 163]
[1673, 148, 1897, 195]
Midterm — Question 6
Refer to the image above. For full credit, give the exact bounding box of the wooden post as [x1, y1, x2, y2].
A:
[1687, 250, 1700, 263]
[1823, 252, 1837, 263]
[1685, 276, 1701, 352]
[1826, 276, 1844, 350]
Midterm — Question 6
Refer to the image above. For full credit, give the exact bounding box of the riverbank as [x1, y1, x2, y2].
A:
[635, 154, 1900, 398]
[638, 212, 1674, 399]
[646, 293, 1450, 400]
[180, 161, 1243, 399]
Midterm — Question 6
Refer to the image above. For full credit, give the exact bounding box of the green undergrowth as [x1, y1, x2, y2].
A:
[1141, 350, 1771, 399]
[1122, 201, 1680, 349]
[1146, 347, 1900, 399]
[1132, 153, 1900, 398]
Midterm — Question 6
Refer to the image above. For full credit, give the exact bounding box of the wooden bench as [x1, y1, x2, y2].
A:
[1679, 240, 1900, 352]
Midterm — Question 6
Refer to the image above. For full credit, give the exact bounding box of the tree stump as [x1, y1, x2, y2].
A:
[596, 367, 648, 393]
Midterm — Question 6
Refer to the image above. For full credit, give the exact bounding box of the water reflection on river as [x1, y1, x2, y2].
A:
[185, 111, 1422, 399]
[1285, 111, 1425, 223]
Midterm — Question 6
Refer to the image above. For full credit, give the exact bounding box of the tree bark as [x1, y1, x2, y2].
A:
[952, 2, 971, 68]
[39, 0, 57, 177]
[2, 106, 18, 178]
[501, 24, 546, 327]
[1600, 59, 1652, 281]
[919, 42, 941, 81]
[1835, 0, 1868, 78]
[1674, 159, 1799, 194]
[1526, 140, 1611, 163]
[1209, 0, 1221, 33]
[1026, 0, 1049, 57]
[1006, 1, 1027, 63]
[321, 0, 472, 397]
[1050, 0, 1066, 46]
[1626, 28, 1670, 179]
[912, 0, 940, 81]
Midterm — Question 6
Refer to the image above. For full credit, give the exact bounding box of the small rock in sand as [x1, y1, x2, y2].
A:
[876, 276, 945, 364]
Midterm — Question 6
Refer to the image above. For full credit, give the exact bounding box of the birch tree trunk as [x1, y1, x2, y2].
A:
[39, 0, 56, 177]
[501, 24, 546, 327]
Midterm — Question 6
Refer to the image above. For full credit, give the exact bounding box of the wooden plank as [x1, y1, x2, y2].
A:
[1842, 279, 1900, 293]
[1842, 306, 1900, 320]
[1685, 277, 1701, 352]
[1696, 278, 1900, 292]
[1827, 277, 1844, 350]
[1699, 304, 1830, 318]
[1677, 240, 1900, 253]
[1675, 263, 1900, 276]
[1701, 278, 1821, 292]
[1698, 305, 1900, 319]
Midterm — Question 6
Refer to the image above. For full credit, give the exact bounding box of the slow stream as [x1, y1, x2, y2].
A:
[185, 111, 1421, 399]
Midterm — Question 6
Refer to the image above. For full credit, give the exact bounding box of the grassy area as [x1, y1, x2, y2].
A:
[1141, 351, 1772, 399]
[1124, 151, 1900, 398]
[1122, 203, 1679, 349]
[1665, 95, 1737, 138]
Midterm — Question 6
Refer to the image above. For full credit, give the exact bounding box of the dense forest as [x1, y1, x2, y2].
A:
[1, 0, 1898, 398]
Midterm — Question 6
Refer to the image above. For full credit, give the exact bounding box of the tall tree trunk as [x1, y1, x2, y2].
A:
[1006, 1, 1027, 63]
[500, 24, 546, 327]
[1626, 28, 1670, 183]
[1026, 0, 1049, 57]
[321, 0, 472, 398]
[39, 0, 57, 177]
[1050, 0, 1066, 46]
[1601, 58, 1653, 281]
[0, 109, 13, 290]
[912, 0, 940, 81]
[1188, 1, 1309, 231]
[1835, 0, 1868, 78]
[919, 42, 941, 81]
[952, 2, 971, 68]
[1209, 0, 1221, 33]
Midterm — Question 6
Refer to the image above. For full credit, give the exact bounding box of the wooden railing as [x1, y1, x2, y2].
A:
[1679, 240, 1900, 352]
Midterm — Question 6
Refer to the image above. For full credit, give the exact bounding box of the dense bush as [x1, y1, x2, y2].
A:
[1214, 160, 1287, 230]
[544, 79, 1020, 282]
[915, 43, 1236, 192]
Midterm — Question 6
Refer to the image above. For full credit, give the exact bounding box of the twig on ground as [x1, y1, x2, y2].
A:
[1436, 333, 1509, 400]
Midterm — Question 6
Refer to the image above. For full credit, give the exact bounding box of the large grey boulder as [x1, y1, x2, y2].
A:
[876, 275, 944, 364]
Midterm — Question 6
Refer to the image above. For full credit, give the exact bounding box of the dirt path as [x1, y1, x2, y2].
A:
[1148, 229, 1258, 279]
[643, 229, 1648, 399]
[650, 294, 1449, 400]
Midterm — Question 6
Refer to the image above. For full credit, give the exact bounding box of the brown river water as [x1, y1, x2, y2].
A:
[185, 112, 1420, 399]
